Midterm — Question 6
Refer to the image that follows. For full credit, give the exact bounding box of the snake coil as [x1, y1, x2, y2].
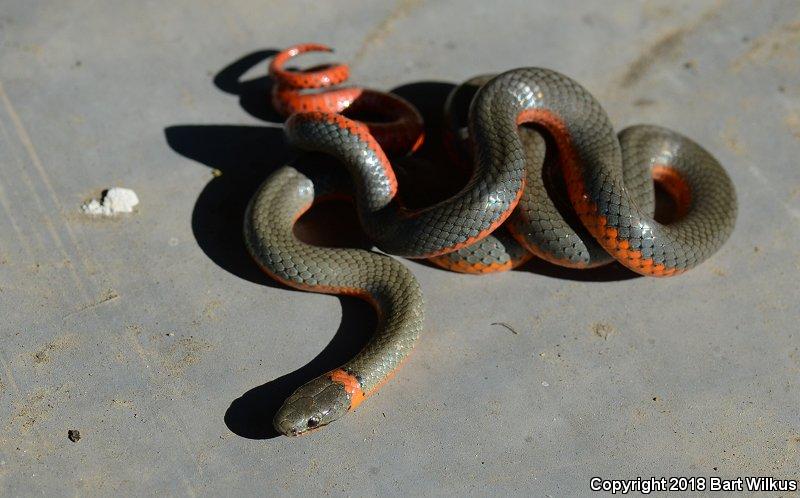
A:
[244, 44, 737, 436]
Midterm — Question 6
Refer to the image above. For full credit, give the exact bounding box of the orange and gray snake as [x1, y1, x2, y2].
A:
[244, 44, 737, 436]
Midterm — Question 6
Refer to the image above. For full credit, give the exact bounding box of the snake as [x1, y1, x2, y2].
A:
[244, 44, 737, 436]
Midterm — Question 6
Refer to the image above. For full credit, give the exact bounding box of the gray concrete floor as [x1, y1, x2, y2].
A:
[1, 0, 799, 495]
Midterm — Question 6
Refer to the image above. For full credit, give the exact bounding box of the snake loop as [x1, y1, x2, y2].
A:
[269, 43, 424, 155]
[245, 44, 737, 436]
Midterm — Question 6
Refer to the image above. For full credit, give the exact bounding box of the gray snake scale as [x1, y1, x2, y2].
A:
[245, 47, 737, 436]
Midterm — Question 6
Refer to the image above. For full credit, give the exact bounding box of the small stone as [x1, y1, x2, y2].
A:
[68, 430, 81, 442]
[82, 188, 139, 216]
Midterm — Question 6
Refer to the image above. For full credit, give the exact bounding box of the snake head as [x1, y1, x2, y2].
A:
[273, 376, 351, 436]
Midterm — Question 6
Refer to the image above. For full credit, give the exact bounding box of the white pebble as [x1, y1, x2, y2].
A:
[82, 188, 139, 216]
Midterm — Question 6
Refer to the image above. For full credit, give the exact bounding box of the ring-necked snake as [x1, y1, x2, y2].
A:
[244, 44, 737, 436]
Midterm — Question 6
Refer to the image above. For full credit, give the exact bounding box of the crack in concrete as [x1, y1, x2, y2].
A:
[352, 0, 425, 65]
[619, 0, 727, 88]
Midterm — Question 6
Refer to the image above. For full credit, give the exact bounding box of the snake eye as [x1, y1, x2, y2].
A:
[307, 417, 320, 428]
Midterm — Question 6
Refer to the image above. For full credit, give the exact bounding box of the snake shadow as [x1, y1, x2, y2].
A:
[165, 123, 289, 286]
[165, 49, 288, 286]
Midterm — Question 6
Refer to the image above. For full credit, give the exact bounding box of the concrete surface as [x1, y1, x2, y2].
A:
[1, 0, 799, 495]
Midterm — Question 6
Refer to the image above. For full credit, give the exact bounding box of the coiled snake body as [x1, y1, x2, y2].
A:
[245, 44, 737, 436]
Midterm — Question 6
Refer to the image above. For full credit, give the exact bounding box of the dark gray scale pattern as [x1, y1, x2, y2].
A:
[429, 227, 530, 271]
[283, 67, 736, 274]
[441, 69, 734, 273]
[249, 68, 738, 436]
[606, 125, 737, 271]
[285, 114, 397, 212]
[285, 72, 551, 258]
[244, 159, 424, 434]
[435, 74, 530, 270]
[442, 73, 652, 269]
